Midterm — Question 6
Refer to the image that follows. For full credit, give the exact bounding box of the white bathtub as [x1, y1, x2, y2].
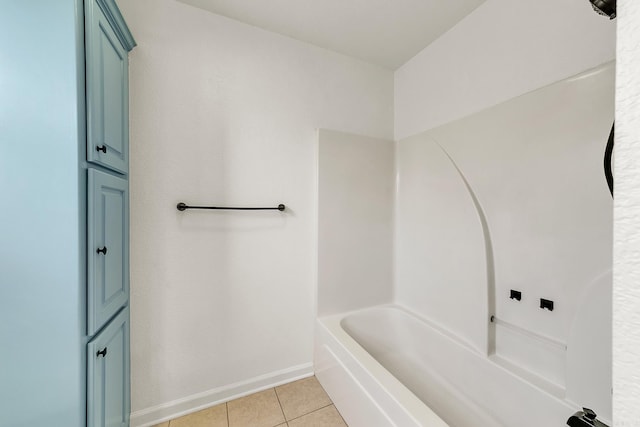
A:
[314, 305, 577, 427]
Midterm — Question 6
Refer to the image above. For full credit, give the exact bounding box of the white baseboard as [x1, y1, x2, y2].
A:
[130, 363, 314, 427]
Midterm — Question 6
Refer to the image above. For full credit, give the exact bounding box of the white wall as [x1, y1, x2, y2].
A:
[317, 130, 394, 316]
[110, 0, 640, 423]
[613, 0, 640, 423]
[395, 134, 489, 353]
[394, 0, 616, 140]
[394, 0, 617, 418]
[396, 65, 615, 417]
[115, 0, 393, 424]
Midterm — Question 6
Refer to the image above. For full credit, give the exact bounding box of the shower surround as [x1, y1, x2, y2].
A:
[316, 63, 614, 426]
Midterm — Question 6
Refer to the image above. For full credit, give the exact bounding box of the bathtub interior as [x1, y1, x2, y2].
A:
[335, 306, 577, 426]
[316, 62, 614, 425]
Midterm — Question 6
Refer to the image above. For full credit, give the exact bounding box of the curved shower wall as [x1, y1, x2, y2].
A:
[395, 63, 614, 418]
[395, 135, 490, 354]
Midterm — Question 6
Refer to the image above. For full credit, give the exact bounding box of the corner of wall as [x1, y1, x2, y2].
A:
[613, 0, 640, 422]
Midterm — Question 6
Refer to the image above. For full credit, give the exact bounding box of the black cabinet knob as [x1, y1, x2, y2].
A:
[96, 348, 107, 358]
[96, 247, 108, 255]
[96, 145, 107, 153]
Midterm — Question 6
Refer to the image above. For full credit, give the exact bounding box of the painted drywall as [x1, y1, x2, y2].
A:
[394, 0, 617, 140]
[106, 0, 640, 424]
[115, 0, 393, 424]
[0, 1, 84, 426]
[613, 0, 640, 423]
[176, 0, 485, 69]
[317, 130, 394, 316]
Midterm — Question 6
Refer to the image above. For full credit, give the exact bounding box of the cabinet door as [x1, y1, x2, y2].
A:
[86, 0, 129, 174]
[88, 169, 129, 335]
[88, 307, 130, 427]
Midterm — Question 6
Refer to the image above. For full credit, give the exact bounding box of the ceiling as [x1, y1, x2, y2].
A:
[176, 0, 486, 70]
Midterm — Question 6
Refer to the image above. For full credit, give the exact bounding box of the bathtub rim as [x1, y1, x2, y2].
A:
[342, 304, 578, 400]
[316, 305, 450, 427]
[317, 303, 591, 426]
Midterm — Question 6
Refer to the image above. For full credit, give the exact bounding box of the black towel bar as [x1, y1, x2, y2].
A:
[177, 202, 285, 212]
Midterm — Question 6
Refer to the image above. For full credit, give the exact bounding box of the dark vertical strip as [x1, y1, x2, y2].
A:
[604, 123, 615, 198]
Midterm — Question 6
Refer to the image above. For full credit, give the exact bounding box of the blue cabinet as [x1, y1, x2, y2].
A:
[85, 1, 135, 426]
[0, 1, 135, 426]
[88, 169, 129, 335]
[88, 307, 131, 427]
[86, 0, 132, 174]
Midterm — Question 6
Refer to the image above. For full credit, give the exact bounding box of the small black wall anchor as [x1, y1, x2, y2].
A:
[510, 290, 522, 301]
[540, 298, 554, 311]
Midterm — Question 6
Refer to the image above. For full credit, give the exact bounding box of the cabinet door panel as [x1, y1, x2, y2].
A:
[88, 169, 129, 335]
[86, 0, 129, 173]
[88, 307, 130, 427]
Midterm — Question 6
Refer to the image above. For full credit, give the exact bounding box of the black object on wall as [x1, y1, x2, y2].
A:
[177, 202, 286, 212]
[540, 299, 554, 311]
[567, 407, 609, 427]
[586, 1, 616, 198]
[604, 124, 614, 198]
[589, 0, 617, 19]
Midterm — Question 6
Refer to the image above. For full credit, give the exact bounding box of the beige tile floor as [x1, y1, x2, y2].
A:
[152, 376, 348, 427]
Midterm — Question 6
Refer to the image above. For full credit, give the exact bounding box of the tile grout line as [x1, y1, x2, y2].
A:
[273, 386, 288, 426]
[285, 402, 335, 424]
[161, 377, 341, 427]
[336, 406, 348, 426]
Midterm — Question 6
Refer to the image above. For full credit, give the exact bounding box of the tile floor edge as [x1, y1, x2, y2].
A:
[130, 363, 313, 427]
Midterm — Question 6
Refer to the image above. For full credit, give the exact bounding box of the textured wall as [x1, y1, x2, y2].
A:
[613, 0, 640, 423]
[394, 0, 616, 140]
[116, 0, 393, 423]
